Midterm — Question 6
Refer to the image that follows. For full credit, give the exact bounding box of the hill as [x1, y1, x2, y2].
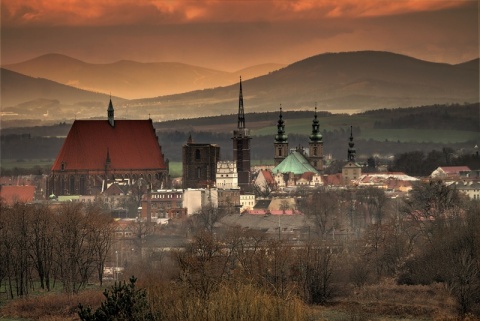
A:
[0, 68, 126, 121]
[4, 53, 285, 99]
[131, 51, 478, 121]
[1, 51, 478, 125]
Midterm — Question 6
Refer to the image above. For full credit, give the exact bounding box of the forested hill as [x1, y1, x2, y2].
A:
[1, 103, 478, 163]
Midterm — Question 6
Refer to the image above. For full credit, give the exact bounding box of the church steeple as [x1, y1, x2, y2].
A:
[274, 105, 288, 166]
[309, 106, 322, 142]
[308, 105, 323, 172]
[275, 105, 288, 143]
[348, 126, 356, 162]
[237, 76, 245, 129]
[107, 97, 115, 127]
[232, 76, 251, 190]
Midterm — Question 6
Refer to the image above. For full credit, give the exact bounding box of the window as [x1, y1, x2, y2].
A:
[195, 149, 201, 160]
[278, 148, 282, 157]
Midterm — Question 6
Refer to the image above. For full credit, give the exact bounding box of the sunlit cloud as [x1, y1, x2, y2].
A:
[1, 0, 471, 27]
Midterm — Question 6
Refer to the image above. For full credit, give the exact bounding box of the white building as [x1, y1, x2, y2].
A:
[240, 194, 256, 212]
[183, 188, 218, 215]
[216, 161, 238, 189]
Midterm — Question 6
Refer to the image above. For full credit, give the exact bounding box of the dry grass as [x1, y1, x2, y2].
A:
[336, 278, 458, 320]
[0, 289, 104, 321]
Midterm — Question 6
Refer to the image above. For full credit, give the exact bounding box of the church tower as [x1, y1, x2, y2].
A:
[347, 125, 356, 162]
[308, 106, 323, 172]
[108, 98, 115, 127]
[342, 126, 362, 185]
[232, 77, 251, 189]
[274, 106, 288, 166]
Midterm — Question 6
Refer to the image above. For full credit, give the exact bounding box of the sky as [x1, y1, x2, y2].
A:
[1, 0, 478, 71]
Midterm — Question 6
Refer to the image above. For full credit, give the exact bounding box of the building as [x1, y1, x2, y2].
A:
[430, 166, 471, 179]
[182, 134, 220, 189]
[140, 189, 186, 220]
[273, 107, 324, 173]
[308, 107, 324, 172]
[342, 126, 362, 185]
[455, 180, 480, 200]
[216, 161, 238, 189]
[274, 107, 288, 166]
[232, 77, 252, 189]
[0, 185, 36, 205]
[47, 99, 169, 197]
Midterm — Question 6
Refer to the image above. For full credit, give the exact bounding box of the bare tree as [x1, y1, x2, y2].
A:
[300, 190, 340, 240]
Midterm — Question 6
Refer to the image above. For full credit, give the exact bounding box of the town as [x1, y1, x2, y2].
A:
[1, 77, 479, 320]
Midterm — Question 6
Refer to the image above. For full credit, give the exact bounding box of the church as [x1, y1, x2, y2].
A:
[47, 100, 169, 197]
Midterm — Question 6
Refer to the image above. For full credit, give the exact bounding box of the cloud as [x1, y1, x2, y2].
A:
[1, 0, 472, 27]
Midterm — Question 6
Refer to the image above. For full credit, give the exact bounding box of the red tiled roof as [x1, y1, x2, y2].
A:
[261, 170, 276, 185]
[300, 172, 315, 181]
[52, 120, 166, 171]
[322, 174, 343, 186]
[439, 166, 471, 174]
[0, 185, 36, 205]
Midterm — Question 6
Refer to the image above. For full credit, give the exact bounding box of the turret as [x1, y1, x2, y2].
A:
[107, 98, 115, 127]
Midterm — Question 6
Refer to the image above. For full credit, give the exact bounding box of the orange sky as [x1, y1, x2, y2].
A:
[1, 0, 478, 70]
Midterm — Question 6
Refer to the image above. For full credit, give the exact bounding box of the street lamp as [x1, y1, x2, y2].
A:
[115, 250, 119, 281]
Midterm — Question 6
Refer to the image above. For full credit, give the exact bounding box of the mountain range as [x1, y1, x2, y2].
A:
[3, 54, 285, 99]
[1, 51, 478, 125]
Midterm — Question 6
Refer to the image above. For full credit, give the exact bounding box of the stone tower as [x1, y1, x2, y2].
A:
[232, 77, 251, 189]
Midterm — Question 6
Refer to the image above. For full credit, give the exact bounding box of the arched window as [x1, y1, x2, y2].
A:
[69, 175, 75, 195]
[195, 149, 201, 160]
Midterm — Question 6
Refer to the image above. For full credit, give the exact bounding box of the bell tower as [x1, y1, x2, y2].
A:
[308, 106, 323, 172]
[232, 77, 251, 189]
[107, 97, 115, 127]
[274, 106, 288, 166]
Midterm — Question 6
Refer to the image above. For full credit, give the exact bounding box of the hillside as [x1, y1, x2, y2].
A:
[2, 104, 478, 163]
[1, 51, 478, 125]
[130, 51, 478, 121]
[0, 68, 125, 121]
[4, 53, 285, 99]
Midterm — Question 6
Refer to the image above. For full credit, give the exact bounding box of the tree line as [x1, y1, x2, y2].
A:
[0, 202, 114, 297]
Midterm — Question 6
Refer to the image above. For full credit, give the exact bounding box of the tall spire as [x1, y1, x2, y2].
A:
[237, 76, 245, 129]
[309, 105, 322, 142]
[107, 97, 115, 127]
[348, 126, 356, 162]
[275, 105, 288, 143]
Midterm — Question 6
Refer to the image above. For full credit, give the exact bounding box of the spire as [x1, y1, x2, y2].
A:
[237, 76, 245, 129]
[275, 105, 288, 143]
[106, 148, 111, 164]
[187, 133, 193, 144]
[309, 105, 322, 142]
[348, 126, 356, 162]
[107, 97, 115, 127]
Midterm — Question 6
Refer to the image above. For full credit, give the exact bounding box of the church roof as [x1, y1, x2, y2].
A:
[52, 120, 167, 171]
[272, 151, 318, 175]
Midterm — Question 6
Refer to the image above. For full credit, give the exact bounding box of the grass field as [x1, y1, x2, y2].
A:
[361, 128, 480, 143]
[0, 159, 54, 170]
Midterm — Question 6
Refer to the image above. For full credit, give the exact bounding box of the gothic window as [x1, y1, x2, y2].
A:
[69, 176, 75, 195]
[195, 149, 201, 160]
[79, 175, 86, 195]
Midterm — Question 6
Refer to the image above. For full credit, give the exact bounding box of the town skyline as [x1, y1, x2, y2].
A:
[2, 0, 478, 71]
